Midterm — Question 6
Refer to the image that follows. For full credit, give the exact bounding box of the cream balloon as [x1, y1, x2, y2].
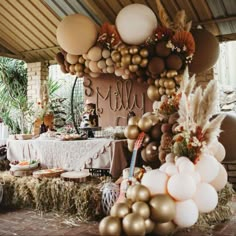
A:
[193, 182, 218, 213]
[210, 163, 228, 191]
[167, 173, 196, 201]
[178, 160, 195, 174]
[195, 154, 220, 183]
[141, 169, 169, 195]
[89, 61, 101, 73]
[56, 14, 98, 55]
[165, 165, 178, 176]
[175, 156, 191, 167]
[208, 140, 226, 162]
[174, 199, 199, 228]
[159, 162, 175, 172]
[115, 4, 157, 45]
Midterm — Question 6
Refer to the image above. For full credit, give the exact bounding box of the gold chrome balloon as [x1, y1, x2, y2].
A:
[159, 87, 166, 95]
[129, 184, 151, 202]
[147, 85, 160, 102]
[132, 201, 150, 220]
[145, 218, 155, 234]
[128, 116, 140, 126]
[99, 216, 122, 236]
[121, 54, 131, 66]
[129, 46, 139, 54]
[132, 54, 142, 65]
[74, 63, 84, 72]
[140, 58, 148, 68]
[122, 213, 146, 236]
[166, 70, 178, 78]
[110, 202, 130, 218]
[128, 64, 139, 73]
[124, 125, 140, 139]
[149, 194, 176, 223]
[138, 116, 153, 133]
[111, 52, 121, 63]
[152, 221, 176, 235]
[120, 47, 129, 56]
[140, 48, 149, 58]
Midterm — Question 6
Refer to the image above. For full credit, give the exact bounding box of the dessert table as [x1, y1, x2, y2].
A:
[7, 138, 129, 178]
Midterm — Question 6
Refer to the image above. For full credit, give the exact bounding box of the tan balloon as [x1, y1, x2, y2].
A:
[99, 216, 122, 236]
[74, 63, 84, 72]
[128, 116, 140, 126]
[152, 221, 176, 235]
[149, 194, 176, 223]
[106, 58, 114, 66]
[122, 213, 145, 236]
[76, 71, 84, 77]
[132, 201, 150, 220]
[56, 14, 98, 55]
[89, 61, 101, 73]
[145, 219, 155, 234]
[138, 116, 153, 132]
[129, 184, 151, 202]
[159, 87, 166, 95]
[87, 46, 102, 61]
[124, 125, 140, 139]
[78, 56, 85, 64]
[107, 66, 115, 73]
[147, 85, 160, 101]
[66, 53, 79, 64]
[97, 60, 106, 69]
[89, 72, 100, 78]
[102, 49, 111, 59]
[69, 64, 76, 73]
[110, 202, 130, 218]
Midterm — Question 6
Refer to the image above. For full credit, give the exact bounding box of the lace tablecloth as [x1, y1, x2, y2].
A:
[7, 138, 128, 178]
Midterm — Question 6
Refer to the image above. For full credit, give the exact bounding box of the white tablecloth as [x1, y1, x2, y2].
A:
[7, 138, 129, 178]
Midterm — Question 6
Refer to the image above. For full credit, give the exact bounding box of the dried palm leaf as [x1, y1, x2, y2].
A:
[155, 0, 171, 28]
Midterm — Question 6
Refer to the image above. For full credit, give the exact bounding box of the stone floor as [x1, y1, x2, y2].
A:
[0, 196, 235, 236]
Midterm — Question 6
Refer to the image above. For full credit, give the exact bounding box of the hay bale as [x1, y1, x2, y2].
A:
[0, 159, 10, 171]
[0, 171, 104, 221]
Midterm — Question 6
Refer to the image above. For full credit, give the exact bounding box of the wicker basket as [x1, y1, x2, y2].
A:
[222, 161, 236, 190]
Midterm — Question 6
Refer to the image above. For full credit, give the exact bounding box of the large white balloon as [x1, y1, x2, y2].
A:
[210, 163, 228, 191]
[167, 173, 196, 201]
[193, 183, 218, 213]
[115, 4, 157, 45]
[195, 154, 220, 183]
[141, 169, 169, 195]
[174, 200, 199, 228]
[208, 140, 226, 162]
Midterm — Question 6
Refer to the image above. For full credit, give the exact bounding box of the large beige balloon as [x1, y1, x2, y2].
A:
[56, 14, 98, 55]
[116, 4, 157, 45]
[210, 163, 228, 191]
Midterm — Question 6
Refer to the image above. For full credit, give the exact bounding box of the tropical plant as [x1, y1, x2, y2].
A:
[0, 57, 33, 134]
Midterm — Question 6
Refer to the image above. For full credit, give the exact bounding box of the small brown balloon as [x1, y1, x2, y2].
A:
[132, 201, 150, 220]
[110, 202, 130, 218]
[143, 134, 151, 147]
[122, 213, 146, 236]
[144, 141, 160, 162]
[124, 125, 140, 139]
[148, 57, 165, 75]
[152, 221, 176, 236]
[140, 48, 149, 58]
[166, 54, 183, 70]
[155, 41, 172, 57]
[55, 52, 65, 65]
[149, 194, 176, 223]
[99, 216, 122, 236]
[147, 78, 155, 85]
[150, 123, 162, 140]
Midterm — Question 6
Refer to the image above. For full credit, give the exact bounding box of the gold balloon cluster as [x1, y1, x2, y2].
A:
[124, 113, 164, 165]
[111, 45, 149, 80]
[99, 184, 176, 236]
[147, 70, 183, 102]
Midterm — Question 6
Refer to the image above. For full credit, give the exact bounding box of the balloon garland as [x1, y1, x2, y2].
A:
[55, 3, 223, 235]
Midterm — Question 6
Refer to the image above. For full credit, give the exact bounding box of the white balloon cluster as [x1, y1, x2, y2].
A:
[141, 140, 227, 228]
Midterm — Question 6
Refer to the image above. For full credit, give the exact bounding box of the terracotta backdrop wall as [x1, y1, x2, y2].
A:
[84, 74, 153, 127]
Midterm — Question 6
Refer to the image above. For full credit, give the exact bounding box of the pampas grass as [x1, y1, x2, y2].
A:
[0, 171, 104, 221]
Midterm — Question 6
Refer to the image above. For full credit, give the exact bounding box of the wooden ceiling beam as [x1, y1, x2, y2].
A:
[21, 46, 60, 54]
[193, 15, 236, 26]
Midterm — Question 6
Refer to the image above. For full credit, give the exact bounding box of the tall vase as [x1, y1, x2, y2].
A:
[40, 121, 47, 134]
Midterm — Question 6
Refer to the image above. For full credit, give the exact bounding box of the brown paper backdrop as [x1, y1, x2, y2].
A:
[84, 74, 153, 127]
